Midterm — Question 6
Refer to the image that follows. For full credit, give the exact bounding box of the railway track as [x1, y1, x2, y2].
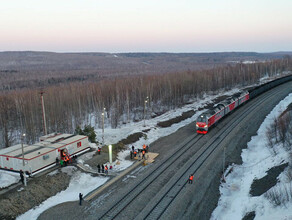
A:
[94, 85, 286, 220]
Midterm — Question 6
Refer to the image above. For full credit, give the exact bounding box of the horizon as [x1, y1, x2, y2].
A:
[1, 50, 292, 54]
[1, 0, 292, 53]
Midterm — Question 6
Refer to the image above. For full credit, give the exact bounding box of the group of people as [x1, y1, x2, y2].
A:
[97, 164, 109, 174]
[130, 144, 149, 160]
[56, 155, 77, 167]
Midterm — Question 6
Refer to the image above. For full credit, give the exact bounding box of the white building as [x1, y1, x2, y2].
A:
[0, 133, 89, 174]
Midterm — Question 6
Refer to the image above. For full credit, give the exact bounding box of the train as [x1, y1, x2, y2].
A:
[196, 74, 292, 134]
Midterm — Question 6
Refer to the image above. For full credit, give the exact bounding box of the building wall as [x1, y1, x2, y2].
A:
[0, 136, 90, 173]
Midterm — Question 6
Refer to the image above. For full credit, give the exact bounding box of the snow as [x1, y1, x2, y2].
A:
[0, 76, 288, 219]
[211, 93, 292, 220]
[17, 171, 109, 220]
[13, 88, 242, 220]
[0, 170, 20, 188]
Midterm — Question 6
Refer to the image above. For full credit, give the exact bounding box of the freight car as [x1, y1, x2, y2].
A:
[196, 74, 292, 134]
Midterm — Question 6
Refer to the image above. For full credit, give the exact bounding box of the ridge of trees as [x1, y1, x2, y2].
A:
[0, 57, 291, 148]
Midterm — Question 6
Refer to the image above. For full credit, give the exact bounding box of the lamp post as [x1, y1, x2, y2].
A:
[108, 144, 112, 165]
[222, 146, 226, 182]
[21, 133, 27, 186]
[143, 96, 148, 127]
[102, 108, 105, 146]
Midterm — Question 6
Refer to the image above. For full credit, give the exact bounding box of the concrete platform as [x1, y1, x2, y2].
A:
[76, 163, 116, 176]
[85, 152, 159, 201]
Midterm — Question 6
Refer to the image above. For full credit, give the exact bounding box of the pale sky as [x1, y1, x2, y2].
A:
[1, 0, 292, 53]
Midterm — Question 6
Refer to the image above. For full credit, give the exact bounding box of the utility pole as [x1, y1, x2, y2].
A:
[222, 146, 226, 182]
[143, 96, 148, 127]
[40, 91, 47, 135]
[21, 133, 27, 186]
[102, 107, 105, 146]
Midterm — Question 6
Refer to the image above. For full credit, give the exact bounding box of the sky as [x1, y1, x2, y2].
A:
[0, 0, 292, 53]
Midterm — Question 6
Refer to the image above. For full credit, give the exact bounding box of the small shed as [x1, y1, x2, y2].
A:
[0, 133, 89, 174]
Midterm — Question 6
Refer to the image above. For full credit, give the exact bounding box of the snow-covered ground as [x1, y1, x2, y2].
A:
[13, 88, 241, 220]
[0, 82, 290, 219]
[211, 93, 292, 220]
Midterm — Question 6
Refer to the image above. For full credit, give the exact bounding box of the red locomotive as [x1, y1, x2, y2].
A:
[196, 91, 249, 134]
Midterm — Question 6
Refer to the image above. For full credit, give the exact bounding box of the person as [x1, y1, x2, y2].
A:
[79, 193, 83, 206]
[105, 165, 108, 174]
[188, 175, 194, 184]
[101, 164, 105, 173]
[98, 147, 101, 155]
[25, 171, 32, 178]
[97, 164, 101, 173]
[133, 150, 137, 158]
[56, 157, 59, 165]
[19, 170, 24, 185]
[130, 150, 133, 159]
[142, 150, 146, 159]
[60, 159, 64, 167]
[132, 145, 135, 152]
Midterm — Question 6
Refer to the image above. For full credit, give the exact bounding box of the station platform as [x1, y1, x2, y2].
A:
[85, 152, 159, 201]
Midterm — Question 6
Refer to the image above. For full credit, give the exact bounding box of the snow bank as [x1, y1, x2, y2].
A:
[211, 93, 292, 220]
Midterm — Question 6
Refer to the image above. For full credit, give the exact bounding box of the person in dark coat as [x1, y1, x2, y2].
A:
[19, 170, 24, 185]
[101, 164, 105, 173]
[79, 193, 83, 205]
[132, 145, 135, 152]
[97, 164, 101, 173]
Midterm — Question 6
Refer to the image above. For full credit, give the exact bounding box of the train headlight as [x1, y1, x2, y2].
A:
[204, 125, 208, 128]
[196, 124, 199, 127]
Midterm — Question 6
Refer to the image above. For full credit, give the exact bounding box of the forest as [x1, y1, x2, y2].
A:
[0, 55, 291, 148]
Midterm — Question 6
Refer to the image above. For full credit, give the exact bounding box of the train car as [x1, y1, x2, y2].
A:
[196, 104, 224, 134]
[196, 91, 249, 134]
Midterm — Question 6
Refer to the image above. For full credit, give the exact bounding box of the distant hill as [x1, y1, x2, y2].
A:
[0, 51, 290, 91]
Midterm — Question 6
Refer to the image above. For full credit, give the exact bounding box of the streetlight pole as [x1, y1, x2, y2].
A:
[222, 146, 226, 182]
[143, 96, 148, 127]
[108, 144, 112, 164]
[102, 108, 105, 146]
[21, 133, 27, 186]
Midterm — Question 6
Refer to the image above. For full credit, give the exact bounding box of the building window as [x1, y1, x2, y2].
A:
[77, 142, 82, 148]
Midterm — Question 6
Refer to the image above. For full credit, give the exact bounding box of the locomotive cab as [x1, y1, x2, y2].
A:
[196, 114, 208, 134]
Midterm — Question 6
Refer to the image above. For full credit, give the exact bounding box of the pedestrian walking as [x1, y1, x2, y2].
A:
[19, 170, 24, 185]
[79, 193, 83, 205]
[97, 164, 101, 173]
[142, 150, 146, 159]
[98, 147, 101, 155]
[105, 165, 108, 175]
[132, 145, 135, 152]
[188, 175, 194, 184]
[101, 164, 105, 173]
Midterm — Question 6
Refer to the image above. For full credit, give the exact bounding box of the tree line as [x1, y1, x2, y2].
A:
[0, 57, 291, 148]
